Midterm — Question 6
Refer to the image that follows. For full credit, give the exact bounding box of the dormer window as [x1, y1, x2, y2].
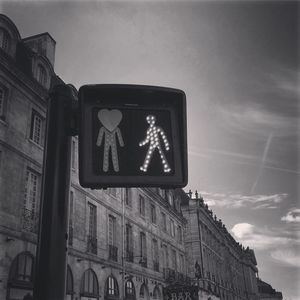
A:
[0, 28, 10, 52]
[37, 64, 47, 87]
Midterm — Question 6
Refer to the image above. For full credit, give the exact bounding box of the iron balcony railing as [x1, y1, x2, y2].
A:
[163, 268, 191, 284]
[109, 244, 118, 262]
[87, 235, 97, 255]
[22, 208, 39, 233]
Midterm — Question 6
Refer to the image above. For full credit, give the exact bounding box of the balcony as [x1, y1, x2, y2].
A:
[177, 272, 185, 282]
[68, 226, 73, 246]
[22, 208, 39, 233]
[109, 244, 118, 262]
[163, 268, 176, 282]
[153, 261, 159, 272]
[125, 250, 134, 262]
[87, 235, 97, 255]
[163, 268, 191, 284]
[140, 257, 147, 268]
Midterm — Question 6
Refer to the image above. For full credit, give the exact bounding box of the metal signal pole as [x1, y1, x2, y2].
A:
[34, 84, 77, 300]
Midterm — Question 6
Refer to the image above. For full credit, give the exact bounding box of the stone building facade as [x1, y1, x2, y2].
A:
[256, 279, 282, 300]
[0, 13, 57, 300]
[179, 190, 259, 300]
[0, 14, 187, 300]
[0, 13, 282, 300]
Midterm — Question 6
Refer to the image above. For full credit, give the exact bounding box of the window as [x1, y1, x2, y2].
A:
[177, 226, 183, 243]
[24, 169, 39, 213]
[88, 203, 97, 238]
[125, 188, 131, 207]
[68, 191, 74, 246]
[106, 276, 119, 297]
[71, 140, 76, 169]
[108, 215, 116, 246]
[161, 212, 167, 232]
[170, 219, 175, 237]
[139, 284, 148, 298]
[125, 279, 135, 299]
[0, 28, 10, 52]
[0, 86, 7, 120]
[179, 254, 184, 273]
[162, 245, 168, 269]
[108, 215, 117, 261]
[69, 191, 74, 227]
[152, 239, 158, 259]
[171, 249, 177, 271]
[153, 286, 161, 300]
[30, 110, 43, 146]
[81, 269, 99, 299]
[88, 203, 97, 254]
[150, 203, 156, 223]
[10, 252, 34, 283]
[66, 265, 74, 299]
[37, 64, 47, 86]
[125, 224, 133, 262]
[140, 232, 147, 266]
[23, 169, 40, 233]
[139, 195, 145, 216]
[7, 252, 34, 298]
[152, 239, 159, 271]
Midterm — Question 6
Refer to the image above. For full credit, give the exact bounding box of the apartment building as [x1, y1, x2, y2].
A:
[179, 190, 259, 300]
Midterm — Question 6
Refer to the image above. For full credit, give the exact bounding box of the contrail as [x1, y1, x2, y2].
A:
[250, 133, 273, 194]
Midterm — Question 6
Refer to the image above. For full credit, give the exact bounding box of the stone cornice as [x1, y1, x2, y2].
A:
[0, 49, 50, 103]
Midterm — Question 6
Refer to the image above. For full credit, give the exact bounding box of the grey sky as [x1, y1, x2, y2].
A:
[2, 0, 299, 299]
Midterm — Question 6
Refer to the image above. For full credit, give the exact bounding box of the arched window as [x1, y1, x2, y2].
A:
[66, 265, 74, 300]
[80, 269, 99, 299]
[125, 279, 135, 299]
[139, 284, 149, 299]
[37, 64, 47, 87]
[0, 28, 10, 52]
[7, 252, 34, 299]
[105, 275, 119, 298]
[152, 286, 161, 300]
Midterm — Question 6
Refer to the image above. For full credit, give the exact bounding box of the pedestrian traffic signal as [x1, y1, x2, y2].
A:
[78, 84, 187, 188]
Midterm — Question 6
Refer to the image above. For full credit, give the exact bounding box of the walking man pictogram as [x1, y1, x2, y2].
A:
[139, 115, 171, 173]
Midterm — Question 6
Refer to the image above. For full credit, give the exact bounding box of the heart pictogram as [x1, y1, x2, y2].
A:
[98, 109, 122, 132]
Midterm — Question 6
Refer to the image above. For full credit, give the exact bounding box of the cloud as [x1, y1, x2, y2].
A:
[267, 66, 300, 99]
[271, 248, 300, 267]
[231, 223, 300, 256]
[199, 191, 288, 209]
[231, 223, 254, 239]
[281, 208, 300, 223]
[217, 102, 297, 138]
[189, 146, 300, 175]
